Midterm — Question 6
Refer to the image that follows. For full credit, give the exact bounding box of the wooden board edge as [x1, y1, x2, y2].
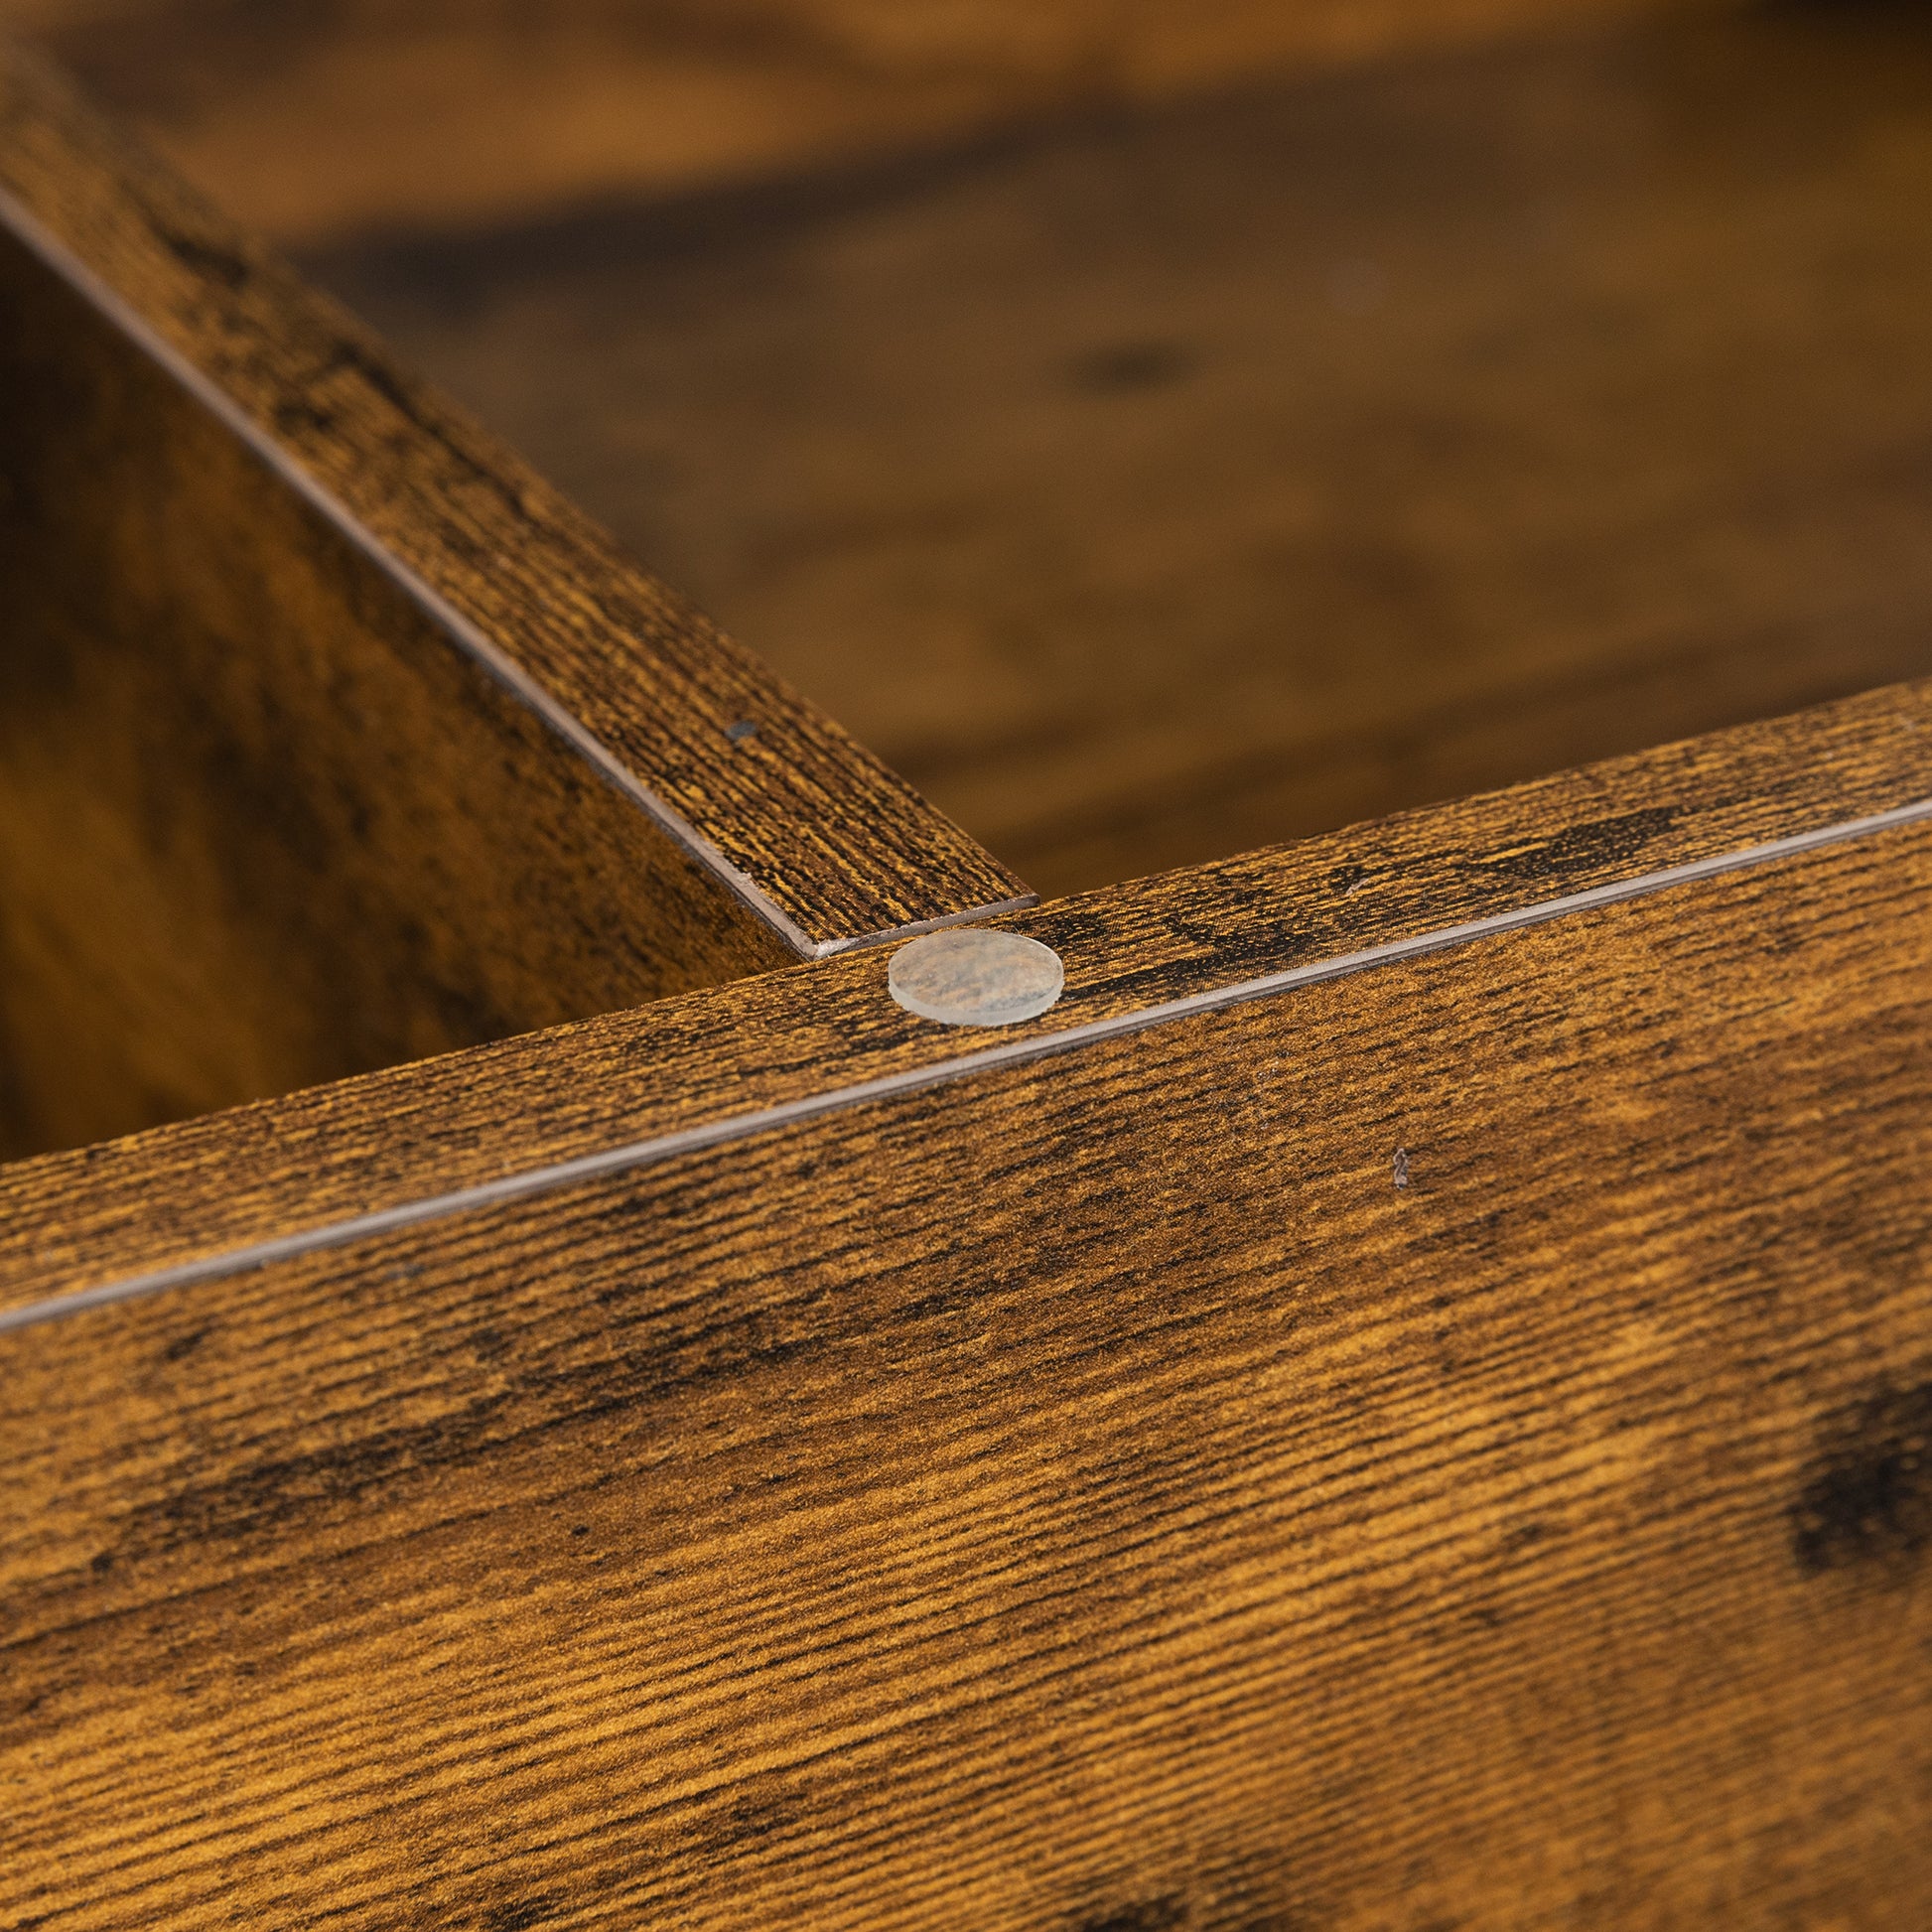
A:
[3, 672, 1928, 1315]
[0, 38, 1034, 953]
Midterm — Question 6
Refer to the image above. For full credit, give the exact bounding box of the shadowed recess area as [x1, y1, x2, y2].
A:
[0, 218, 798, 1165]
[302, 2, 1932, 897]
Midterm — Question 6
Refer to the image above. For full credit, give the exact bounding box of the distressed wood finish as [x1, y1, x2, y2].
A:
[6, 14, 1932, 1928]
[5, 813, 1932, 1928]
[2, 673, 1927, 1315]
[0, 211, 799, 1162]
[0, 43, 1031, 970]
[303, 2, 1932, 897]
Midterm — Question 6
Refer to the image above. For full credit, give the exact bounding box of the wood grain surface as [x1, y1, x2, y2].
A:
[0, 43, 1031, 973]
[6, 809, 1932, 1928]
[3, 0, 1731, 243]
[6, 25, 1931, 1921]
[303, 3, 1932, 897]
[0, 212, 805, 1163]
[3, 670, 1927, 1312]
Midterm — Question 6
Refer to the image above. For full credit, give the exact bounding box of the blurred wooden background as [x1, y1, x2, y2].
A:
[9, 0, 1932, 897]
[6, 0, 1737, 240]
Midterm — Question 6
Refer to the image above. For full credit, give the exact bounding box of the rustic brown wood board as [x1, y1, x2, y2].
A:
[5, 4, 1932, 1928]
[7, 743, 1932, 1928]
[8, 0, 1737, 243]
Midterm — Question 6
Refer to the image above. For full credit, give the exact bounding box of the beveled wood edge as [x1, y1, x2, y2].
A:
[0, 41, 1034, 955]
[4, 673, 1929, 1320]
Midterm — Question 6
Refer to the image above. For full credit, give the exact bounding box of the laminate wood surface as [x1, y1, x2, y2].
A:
[6, 805, 1932, 1928]
[299, 3, 1932, 898]
[3, 672, 1927, 1318]
[4, 0, 1728, 243]
[0, 207, 806, 1164]
[0, 44, 1030, 985]
[6, 24, 1931, 1922]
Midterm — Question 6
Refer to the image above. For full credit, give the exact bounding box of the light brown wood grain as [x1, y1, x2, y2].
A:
[5, 24, 1930, 1925]
[5, 815, 1932, 1928]
[0, 41, 1039, 1158]
[5, 0, 1737, 243]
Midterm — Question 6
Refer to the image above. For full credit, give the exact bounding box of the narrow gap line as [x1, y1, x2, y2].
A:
[6, 796, 1929, 1337]
[823, 894, 1041, 957]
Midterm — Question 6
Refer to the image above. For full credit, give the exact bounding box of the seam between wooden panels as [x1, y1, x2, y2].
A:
[0, 183, 836, 956]
[820, 894, 1042, 957]
[7, 796, 1930, 1337]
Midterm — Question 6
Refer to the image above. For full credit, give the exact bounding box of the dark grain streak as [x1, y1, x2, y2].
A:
[1790, 1381, 1932, 1581]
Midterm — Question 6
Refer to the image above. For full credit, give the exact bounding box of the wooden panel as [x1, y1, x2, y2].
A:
[0, 213, 806, 1162]
[6, 812, 1932, 1927]
[0, 43, 1031, 978]
[7, 0, 1732, 243]
[2, 672, 1926, 1314]
[302, 3, 1932, 897]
